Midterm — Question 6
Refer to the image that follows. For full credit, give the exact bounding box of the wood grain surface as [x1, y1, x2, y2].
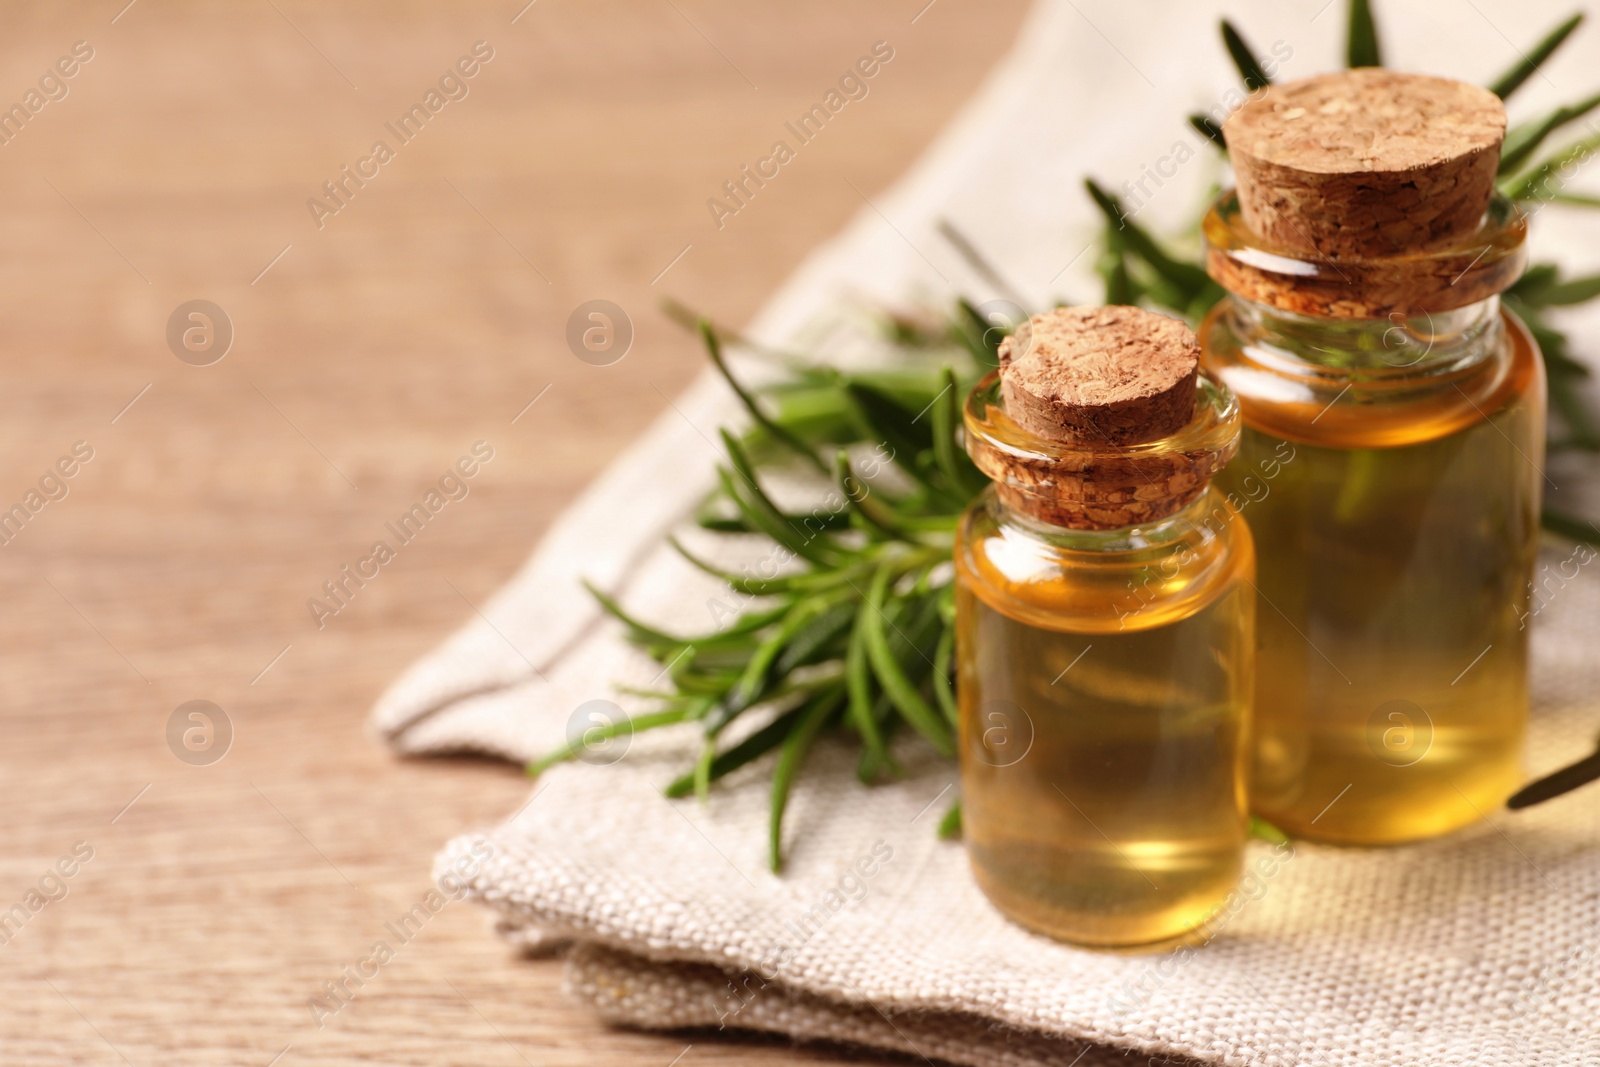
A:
[0, 2, 1028, 1063]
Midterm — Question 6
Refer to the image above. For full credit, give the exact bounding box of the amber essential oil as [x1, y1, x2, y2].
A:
[1203, 69, 1545, 844]
[954, 308, 1254, 948]
[1203, 295, 1542, 843]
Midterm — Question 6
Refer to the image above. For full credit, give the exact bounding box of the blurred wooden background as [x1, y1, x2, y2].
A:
[0, 1, 1029, 1063]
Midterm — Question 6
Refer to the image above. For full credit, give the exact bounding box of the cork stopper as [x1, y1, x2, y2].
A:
[1224, 69, 1505, 260]
[998, 306, 1199, 446]
[975, 307, 1226, 531]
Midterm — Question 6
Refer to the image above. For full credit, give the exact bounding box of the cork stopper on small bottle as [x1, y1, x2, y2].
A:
[999, 306, 1199, 446]
[1223, 69, 1506, 260]
[973, 307, 1227, 531]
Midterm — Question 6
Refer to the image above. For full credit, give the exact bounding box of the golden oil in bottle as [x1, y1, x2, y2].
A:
[1201, 70, 1545, 843]
[955, 307, 1254, 948]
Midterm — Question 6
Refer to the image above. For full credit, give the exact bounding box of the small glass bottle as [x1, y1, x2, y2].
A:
[955, 306, 1255, 948]
[1200, 70, 1545, 843]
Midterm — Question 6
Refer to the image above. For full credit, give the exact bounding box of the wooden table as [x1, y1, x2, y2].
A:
[0, 2, 1027, 1063]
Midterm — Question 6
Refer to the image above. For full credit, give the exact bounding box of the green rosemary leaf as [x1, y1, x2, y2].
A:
[770, 685, 845, 871]
[589, 580, 792, 663]
[762, 385, 862, 447]
[669, 535, 798, 596]
[1547, 191, 1600, 208]
[857, 699, 899, 783]
[1507, 740, 1600, 808]
[671, 663, 745, 698]
[1507, 307, 1591, 379]
[955, 298, 1008, 366]
[1097, 224, 1141, 306]
[897, 513, 962, 535]
[862, 561, 954, 756]
[1249, 816, 1290, 845]
[844, 383, 967, 508]
[1345, 0, 1382, 68]
[1529, 272, 1600, 306]
[1504, 130, 1600, 199]
[773, 599, 858, 676]
[528, 707, 690, 776]
[839, 366, 959, 413]
[1510, 316, 1587, 379]
[845, 381, 934, 463]
[1487, 12, 1584, 100]
[1189, 113, 1226, 149]
[937, 220, 1029, 309]
[660, 297, 803, 363]
[693, 737, 716, 803]
[1542, 508, 1600, 543]
[834, 450, 912, 541]
[702, 319, 829, 474]
[1546, 350, 1593, 380]
[663, 704, 809, 799]
[1551, 378, 1600, 450]
[932, 367, 986, 499]
[846, 610, 891, 781]
[731, 597, 831, 711]
[718, 436, 841, 566]
[1499, 91, 1600, 175]
[1509, 263, 1560, 301]
[694, 508, 851, 537]
[937, 799, 962, 839]
[1220, 21, 1271, 91]
[584, 579, 693, 648]
[1083, 180, 1214, 301]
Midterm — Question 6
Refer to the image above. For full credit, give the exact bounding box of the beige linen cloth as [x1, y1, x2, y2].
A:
[374, 2, 1600, 1063]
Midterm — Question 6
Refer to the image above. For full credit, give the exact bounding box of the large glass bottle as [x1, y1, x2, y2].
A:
[955, 307, 1254, 948]
[1200, 70, 1546, 843]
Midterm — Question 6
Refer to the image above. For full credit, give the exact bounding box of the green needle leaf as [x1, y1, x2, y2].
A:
[931, 368, 985, 499]
[693, 738, 716, 803]
[1083, 179, 1215, 302]
[937, 799, 962, 839]
[861, 562, 954, 756]
[663, 704, 807, 798]
[835, 449, 912, 540]
[845, 611, 891, 780]
[719, 432, 841, 566]
[702, 319, 828, 474]
[1499, 90, 1600, 175]
[1487, 12, 1584, 100]
[845, 382, 934, 464]
[1346, 0, 1382, 68]
[1097, 224, 1140, 306]
[1220, 21, 1271, 91]
[1550, 373, 1600, 450]
[1249, 816, 1290, 846]
[528, 708, 689, 776]
[731, 598, 829, 711]
[956, 299, 1007, 367]
[1542, 508, 1600, 543]
[1533, 272, 1600, 306]
[770, 686, 842, 871]
[774, 599, 857, 676]
[1504, 130, 1600, 200]
[584, 579, 689, 648]
[1189, 113, 1226, 150]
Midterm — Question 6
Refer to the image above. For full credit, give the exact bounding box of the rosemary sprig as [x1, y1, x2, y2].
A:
[531, 0, 1600, 861]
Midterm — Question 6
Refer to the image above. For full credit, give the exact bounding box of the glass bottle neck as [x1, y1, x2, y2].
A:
[984, 486, 1227, 556]
[1224, 293, 1504, 380]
